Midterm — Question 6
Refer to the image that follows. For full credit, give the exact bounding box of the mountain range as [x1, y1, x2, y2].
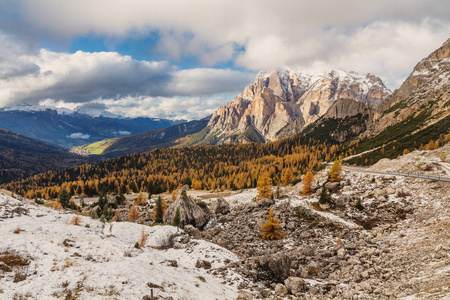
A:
[0, 38, 449, 183]
[0, 105, 182, 149]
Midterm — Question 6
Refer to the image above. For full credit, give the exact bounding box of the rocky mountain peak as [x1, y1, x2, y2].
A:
[205, 69, 390, 144]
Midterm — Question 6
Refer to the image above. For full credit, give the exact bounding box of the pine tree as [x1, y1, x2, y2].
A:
[319, 186, 332, 204]
[172, 207, 181, 228]
[58, 189, 70, 208]
[257, 172, 272, 200]
[281, 168, 293, 186]
[328, 160, 342, 182]
[301, 171, 314, 195]
[261, 208, 285, 240]
[128, 203, 140, 222]
[153, 196, 165, 223]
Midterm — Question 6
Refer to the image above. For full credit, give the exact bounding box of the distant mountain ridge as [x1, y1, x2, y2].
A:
[0, 128, 90, 184]
[196, 69, 391, 145]
[0, 105, 182, 149]
[71, 117, 210, 157]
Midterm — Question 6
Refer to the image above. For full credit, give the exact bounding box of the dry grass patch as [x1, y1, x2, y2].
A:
[0, 249, 31, 271]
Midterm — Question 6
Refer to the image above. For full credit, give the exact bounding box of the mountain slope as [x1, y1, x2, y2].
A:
[299, 38, 450, 164]
[370, 38, 450, 135]
[198, 69, 390, 145]
[0, 128, 89, 183]
[72, 118, 210, 157]
[0, 105, 180, 149]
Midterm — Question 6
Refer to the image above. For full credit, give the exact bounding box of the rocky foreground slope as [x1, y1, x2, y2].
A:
[1, 144, 450, 299]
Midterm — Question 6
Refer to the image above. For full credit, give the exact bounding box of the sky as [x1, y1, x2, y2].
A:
[0, 0, 449, 120]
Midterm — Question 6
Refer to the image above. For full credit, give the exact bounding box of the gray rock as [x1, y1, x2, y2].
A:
[256, 253, 291, 282]
[284, 276, 307, 295]
[12, 207, 29, 216]
[212, 197, 230, 215]
[258, 198, 275, 207]
[163, 194, 209, 229]
[180, 184, 191, 192]
[236, 291, 253, 300]
[325, 182, 341, 193]
[275, 283, 288, 296]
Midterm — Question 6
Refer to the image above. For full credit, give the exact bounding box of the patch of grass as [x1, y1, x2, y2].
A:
[444, 98, 450, 108]
[196, 200, 208, 209]
[383, 100, 409, 114]
[0, 249, 31, 270]
[70, 138, 118, 155]
[348, 114, 450, 165]
[239, 126, 266, 143]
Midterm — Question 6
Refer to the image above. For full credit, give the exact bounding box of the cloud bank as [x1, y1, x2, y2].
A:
[0, 0, 449, 119]
[0, 33, 255, 119]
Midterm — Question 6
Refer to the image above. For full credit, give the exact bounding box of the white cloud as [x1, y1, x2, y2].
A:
[0, 33, 254, 118]
[0, 0, 449, 118]
[68, 132, 90, 140]
[100, 94, 231, 121]
[1, 0, 448, 89]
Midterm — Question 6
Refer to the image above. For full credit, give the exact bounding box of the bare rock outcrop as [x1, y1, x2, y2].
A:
[203, 69, 390, 144]
[163, 193, 209, 229]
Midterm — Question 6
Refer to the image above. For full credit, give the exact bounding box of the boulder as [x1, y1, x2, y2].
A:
[212, 197, 230, 215]
[275, 283, 288, 296]
[256, 253, 291, 282]
[12, 207, 29, 216]
[325, 182, 341, 193]
[236, 291, 253, 300]
[284, 276, 307, 295]
[163, 194, 209, 229]
[258, 198, 274, 207]
[335, 194, 351, 206]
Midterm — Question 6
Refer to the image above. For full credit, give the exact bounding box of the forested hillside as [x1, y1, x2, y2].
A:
[3, 135, 340, 199]
[0, 129, 89, 184]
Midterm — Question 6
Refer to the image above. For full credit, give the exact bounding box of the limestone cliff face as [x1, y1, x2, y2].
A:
[370, 38, 450, 135]
[206, 69, 391, 144]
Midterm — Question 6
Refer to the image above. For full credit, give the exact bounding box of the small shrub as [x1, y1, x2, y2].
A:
[34, 199, 44, 205]
[196, 201, 207, 209]
[44, 200, 63, 210]
[291, 178, 302, 185]
[13, 272, 27, 283]
[13, 227, 22, 234]
[355, 199, 364, 210]
[261, 208, 285, 240]
[134, 242, 140, 249]
[138, 229, 149, 248]
[318, 186, 333, 205]
[70, 214, 83, 226]
[0, 250, 30, 270]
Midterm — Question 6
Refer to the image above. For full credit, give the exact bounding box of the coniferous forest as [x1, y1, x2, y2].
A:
[3, 135, 340, 199]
